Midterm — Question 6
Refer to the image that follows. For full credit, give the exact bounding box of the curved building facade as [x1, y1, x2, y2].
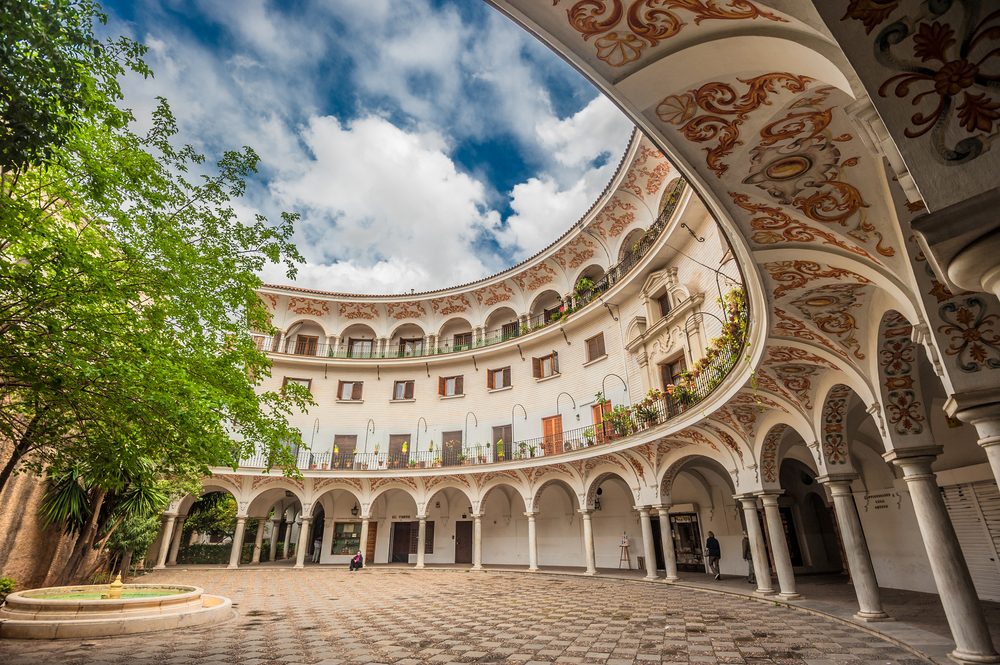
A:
[151, 5, 1000, 664]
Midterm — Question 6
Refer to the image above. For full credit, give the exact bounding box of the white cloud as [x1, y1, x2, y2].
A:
[270, 115, 502, 293]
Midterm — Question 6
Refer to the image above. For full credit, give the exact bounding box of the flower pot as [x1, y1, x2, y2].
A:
[321, 463, 328, 470]
[309, 463, 317, 469]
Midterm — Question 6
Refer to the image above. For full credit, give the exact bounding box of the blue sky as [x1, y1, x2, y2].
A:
[102, 0, 634, 293]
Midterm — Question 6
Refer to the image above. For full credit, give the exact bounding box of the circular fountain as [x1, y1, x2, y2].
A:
[0, 576, 232, 639]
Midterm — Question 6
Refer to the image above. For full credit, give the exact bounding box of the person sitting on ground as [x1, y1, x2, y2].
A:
[349, 550, 363, 571]
[705, 531, 721, 580]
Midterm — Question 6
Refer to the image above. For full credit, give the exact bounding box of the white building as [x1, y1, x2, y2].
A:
[153, 4, 1000, 664]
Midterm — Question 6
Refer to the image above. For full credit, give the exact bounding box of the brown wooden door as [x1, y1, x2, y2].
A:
[294, 335, 318, 355]
[391, 522, 411, 563]
[365, 522, 377, 563]
[591, 402, 612, 443]
[542, 416, 563, 456]
[442, 430, 463, 466]
[388, 434, 409, 469]
[455, 520, 473, 564]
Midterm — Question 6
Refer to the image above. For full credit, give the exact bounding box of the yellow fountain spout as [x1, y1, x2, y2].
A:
[107, 573, 124, 600]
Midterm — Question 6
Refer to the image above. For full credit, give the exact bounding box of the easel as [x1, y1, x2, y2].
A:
[618, 533, 631, 570]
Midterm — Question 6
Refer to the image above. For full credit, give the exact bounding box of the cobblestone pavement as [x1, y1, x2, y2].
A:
[3, 568, 928, 664]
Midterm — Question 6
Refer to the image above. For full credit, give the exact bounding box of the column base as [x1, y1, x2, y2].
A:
[662, 576, 678, 583]
[644, 575, 659, 581]
[153, 565, 166, 570]
[414, 564, 425, 569]
[949, 648, 1000, 664]
[777, 592, 801, 600]
[853, 610, 891, 622]
[753, 588, 776, 597]
[227, 564, 239, 570]
[583, 569, 596, 576]
[528, 566, 539, 572]
[471, 565, 483, 571]
[292, 564, 303, 570]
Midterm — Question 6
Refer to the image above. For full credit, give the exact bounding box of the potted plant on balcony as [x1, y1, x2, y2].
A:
[583, 427, 595, 446]
[496, 439, 505, 461]
[433, 456, 442, 468]
[518, 442, 528, 459]
[458, 453, 467, 465]
[575, 277, 595, 297]
[408, 460, 418, 469]
[529, 444, 538, 458]
[308, 454, 317, 470]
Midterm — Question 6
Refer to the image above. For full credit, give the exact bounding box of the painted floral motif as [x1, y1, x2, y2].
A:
[430, 294, 470, 316]
[843, 0, 900, 32]
[773, 307, 851, 361]
[656, 73, 814, 177]
[706, 425, 744, 463]
[821, 385, 852, 465]
[765, 345, 839, 369]
[556, 0, 786, 67]
[670, 428, 719, 451]
[764, 260, 871, 300]
[513, 263, 558, 292]
[789, 283, 869, 361]
[731, 193, 881, 263]
[338, 302, 378, 320]
[874, 2, 1000, 164]
[288, 297, 330, 316]
[553, 235, 597, 270]
[260, 294, 279, 310]
[622, 144, 672, 198]
[591, 196, 638, 239]
[741, 88, 894, 257]
[473, 282, 515, 307]
[772, 363, 821, 410]
[759, 424, 789, 483]
[386, 301, 426, 320]
[938, 296, 1000, 371]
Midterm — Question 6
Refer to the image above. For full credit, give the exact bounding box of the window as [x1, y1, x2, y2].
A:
[543, 305, 561, 323]
[332, 434, 356, 469]
[492, 425, 512, 459]
[532, 352, 559, 379]
[661, 356, 687, 387]
[438, 375, 464, 397]
[657, 292, 671, 318]
[591, 401, 612, 443]
[389, 434, 410, 469]
[398, 338, 423, 357]
[442, 431, 463, 466]
[542, 415, 563, 456]
[393, 380, 415, 400]
[487, 366, 511, 390]
[338, 380, 363, 401]
[501, 321, 520, 340]
[252, 335, 268, 351]
[293, 335, 318, 355]
[347, 338, 373, 358]
[453, 332, 473, 350]
[585, 333, 606, 362]
[281, 377, 312, 394]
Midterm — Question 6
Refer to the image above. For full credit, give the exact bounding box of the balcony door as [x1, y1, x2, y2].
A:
[541, 416, 563, 457]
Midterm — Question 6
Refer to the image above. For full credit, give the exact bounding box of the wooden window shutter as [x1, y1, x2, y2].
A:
[351, 382, 363, 400]
[503, 367, 511, 387]
[487, 370, 495, 390]
[409, 522, 419, 554]
[438, 376, 445, 396]
[532, 357, 541, 378]
[552, 352, 559, 374]
[404, 381, 414, 400]
[337, 380, 345, 398]
[456, 375, 464, 395]
[425, 521, 434, 554]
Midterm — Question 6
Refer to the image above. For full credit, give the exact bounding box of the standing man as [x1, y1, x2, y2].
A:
[705, 531, 721, 580]
[741, 530, 755, 584]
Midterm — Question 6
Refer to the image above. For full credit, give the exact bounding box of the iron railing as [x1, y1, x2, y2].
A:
[256, 180, 688, 361]
[239, 320, 744, 472]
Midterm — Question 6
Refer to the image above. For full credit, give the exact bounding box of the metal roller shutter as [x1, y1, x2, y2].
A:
[941, 481, 1000, 601]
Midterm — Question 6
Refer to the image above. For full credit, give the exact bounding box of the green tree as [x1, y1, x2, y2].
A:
[106, 513, 161, 578]
[0, 0, 315, 580]
[182, 493, 238, 542]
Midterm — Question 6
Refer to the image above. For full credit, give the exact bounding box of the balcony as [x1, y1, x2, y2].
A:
[256, 180, 688, 361]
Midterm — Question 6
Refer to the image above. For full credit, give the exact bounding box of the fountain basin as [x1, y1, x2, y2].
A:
[0, 584, 232, 639]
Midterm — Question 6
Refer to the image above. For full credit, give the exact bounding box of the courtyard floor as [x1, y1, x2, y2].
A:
[0, 567, 949, 665]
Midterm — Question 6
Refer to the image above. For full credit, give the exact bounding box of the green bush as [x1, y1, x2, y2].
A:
[0, 576, 16, 602]
[176, 540, 275, 564]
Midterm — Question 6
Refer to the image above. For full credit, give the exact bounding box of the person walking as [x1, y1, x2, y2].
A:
[741, 530, 755, 584]
[705, 531, 721, 580]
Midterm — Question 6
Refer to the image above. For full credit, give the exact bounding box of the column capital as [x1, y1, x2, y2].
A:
[299, 515, 312, 523]
[577, 508, 592, 517]
[471, 512, 484, 519]
[733, 493, 760, 506]
[234, 515, 248, 522]
[815, 473, 859, 491]
[754, 490, 784, 505]
[882, 445, 942, 466]
[523, 511, 537, 518]
[162, 513, 179, 521]
[417, 515, 427, 522]
[633, 505, 651, 513]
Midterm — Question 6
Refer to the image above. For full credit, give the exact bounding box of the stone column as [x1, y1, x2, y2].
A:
[580, 509, 596, 575]
[472, 513, 484, 570]
[821, 478, 888, 620]
[294, 517, 311, 569]
[228, 516, 247, 569]
[281, 519, 291, 559]
[359, 518, 370, 564]
[267, 519, 281, 562]
[887, 450, 1000, 664]
[638, 507, 657, 580]
[738, 496, 774, 595]
[654, 505, 678, 581]
[525, 511, 539, 571]
[251, 519, 266, 564]
[166, 516, 185, 566]
[415, 518, 427, 569]
[945, 399, 1000, 492]
[154, 514, 177, 570]
[758, 492, 800, 599]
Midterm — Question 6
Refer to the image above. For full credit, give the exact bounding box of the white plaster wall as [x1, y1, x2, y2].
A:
[592, 479, 641, 569]
[535, 484, 584, 567]
[481, 488, 527, 565]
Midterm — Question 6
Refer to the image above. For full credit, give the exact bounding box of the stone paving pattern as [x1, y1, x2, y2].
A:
[2, 568, 928, 664]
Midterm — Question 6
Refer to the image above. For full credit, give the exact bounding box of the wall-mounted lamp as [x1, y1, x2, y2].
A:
[351, 503, 359, 517]
[595, 487, 603, 511]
